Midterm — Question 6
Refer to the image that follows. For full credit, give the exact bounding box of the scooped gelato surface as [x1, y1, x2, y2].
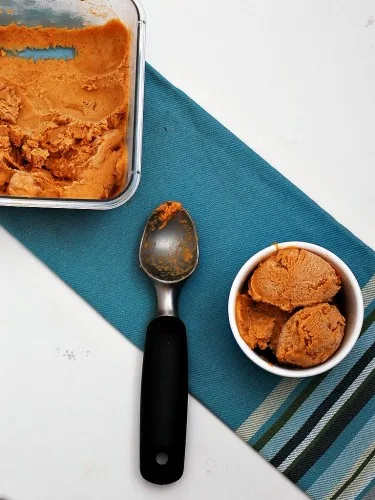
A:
[249, 248, 341, 312]
[235, 247, 347, 368]
[276, 303, 345, 368]
[236, 294, 289, 353]
[0, 20, 130, 199]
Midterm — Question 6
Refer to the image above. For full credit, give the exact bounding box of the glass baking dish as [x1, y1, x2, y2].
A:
[0, 0, 145, 209]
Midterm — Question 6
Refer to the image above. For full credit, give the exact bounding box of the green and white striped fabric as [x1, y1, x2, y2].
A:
[236, 277, 375, 499]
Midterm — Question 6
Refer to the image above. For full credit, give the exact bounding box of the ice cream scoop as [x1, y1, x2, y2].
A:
[139, 201, 199, 485]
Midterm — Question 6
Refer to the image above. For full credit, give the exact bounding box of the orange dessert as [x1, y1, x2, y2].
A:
[276, 303, 345, 368]
[0, 20, 130, 199]
[249, 248, 341, 312]
[155, 201, 183, 229]
[236, 247, 346, 368]
[236, 294, 289, 353]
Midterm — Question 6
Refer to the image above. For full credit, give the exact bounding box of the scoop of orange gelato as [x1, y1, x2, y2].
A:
[235, 294, 289, 353]
[276, 303, 345, 368]
[249, 248, 341, 312]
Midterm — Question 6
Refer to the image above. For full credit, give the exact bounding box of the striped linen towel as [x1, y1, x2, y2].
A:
[0, 65, 374, 499]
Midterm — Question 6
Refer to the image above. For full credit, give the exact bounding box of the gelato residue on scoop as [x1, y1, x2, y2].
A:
[155, 201, 183, 230]
[236, 247, 346, 368]
[0, 20, 130, 200]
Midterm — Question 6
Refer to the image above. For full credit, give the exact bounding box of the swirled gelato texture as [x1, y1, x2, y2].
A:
[249, 248, 341, 312]
[236, 293, 289, 353]
[276, 303, 345, 368]
[0, 20, 130, 199]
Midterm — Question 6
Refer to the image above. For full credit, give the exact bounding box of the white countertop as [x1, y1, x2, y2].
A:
[1, 0, 374, 499]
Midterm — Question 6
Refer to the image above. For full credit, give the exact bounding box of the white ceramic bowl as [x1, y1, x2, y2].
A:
[228, 242, 364, 377]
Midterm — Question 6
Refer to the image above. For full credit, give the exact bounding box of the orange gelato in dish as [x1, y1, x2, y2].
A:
[276, 303, 345, 368]
[236, 294, 289, 353]
[235, 247, 346, 368]
[249, 248, 341, 312]
[0, 20, 130, 200]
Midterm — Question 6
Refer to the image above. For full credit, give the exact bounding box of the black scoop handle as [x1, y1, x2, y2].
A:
[140, 316, 188, 485]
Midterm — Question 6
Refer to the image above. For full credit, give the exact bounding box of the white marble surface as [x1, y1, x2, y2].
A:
[1, 0, 374, 499]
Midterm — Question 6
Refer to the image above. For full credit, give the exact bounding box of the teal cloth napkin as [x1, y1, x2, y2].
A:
[1, 64, 375, 499]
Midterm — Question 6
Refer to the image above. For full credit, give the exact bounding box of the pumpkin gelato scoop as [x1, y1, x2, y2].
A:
[249, 248, 341, 312]
[235, 294, 289, 353]
[276, 303, 345, 368]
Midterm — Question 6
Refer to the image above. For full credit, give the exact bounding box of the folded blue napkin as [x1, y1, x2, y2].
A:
[1, 64, 374, 499]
